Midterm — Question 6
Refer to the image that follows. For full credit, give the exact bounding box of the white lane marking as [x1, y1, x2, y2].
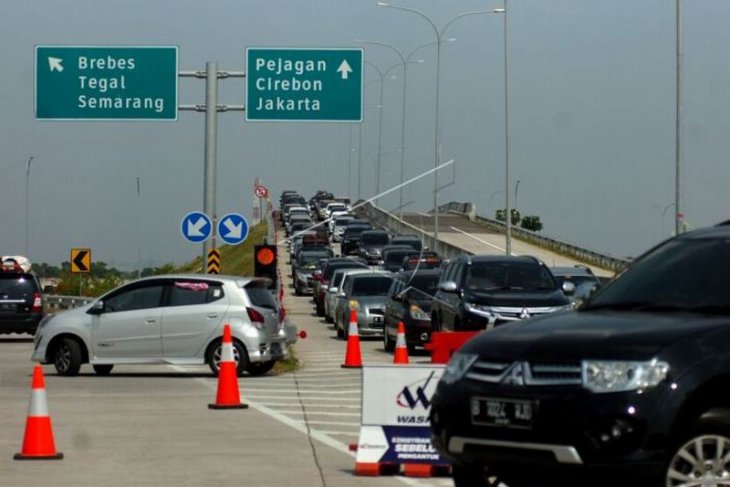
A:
[449, 226, 512, 254]
[168, 364, 430, 487]
[246, 380, 361, 387]
[242, 395, 360, 402]
[318, 431, 360, 436]
[240, 388, 360, 394]
[273, 410, 361, 417]
[303, 420, 363, 426]
[257, 403, 361, 409]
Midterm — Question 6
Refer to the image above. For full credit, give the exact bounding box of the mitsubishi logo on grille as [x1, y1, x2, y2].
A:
[519, 308, 531, 319]
[501, 362, 526, 386]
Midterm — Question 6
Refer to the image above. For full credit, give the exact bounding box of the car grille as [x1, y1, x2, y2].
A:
[368, 307, 385, 316]
[466, 359, 583, 386]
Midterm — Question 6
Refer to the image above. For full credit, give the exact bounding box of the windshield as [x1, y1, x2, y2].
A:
[298, 253, 329, 269]
[351, 276, 394, 296]
[466, 262, 557, 291]
[361, 233, 389, 245]
[585, 239, 730, 311]
[402, 274, 440, 298]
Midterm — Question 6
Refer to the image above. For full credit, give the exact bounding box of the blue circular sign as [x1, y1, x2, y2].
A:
[217, 213, 249, 245]
[180, 211, 212, 243]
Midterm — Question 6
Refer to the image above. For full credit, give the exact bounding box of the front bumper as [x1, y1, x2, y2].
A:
[430, 378, 668, 477]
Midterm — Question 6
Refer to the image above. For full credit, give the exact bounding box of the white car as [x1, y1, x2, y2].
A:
[324, 268, 372, 324]
[331, 215, 356, 242]
[32, 275, 295, 377]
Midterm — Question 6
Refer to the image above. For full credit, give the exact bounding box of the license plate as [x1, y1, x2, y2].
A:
[372, 316, 383, 324]
[471, 397, 536, 429]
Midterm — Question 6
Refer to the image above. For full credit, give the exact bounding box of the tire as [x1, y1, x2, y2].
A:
[336, 318, 344, 339]
[93, 364, 114, 376]
[316, 300, 325, 317]
[295, 283, 302, 296]
[247, 360, 275, 376]
[383, 325, 395, 352]
[53, 337, 82, 376]
[665, 411, 730, 487]
[207, 339, 248, 377]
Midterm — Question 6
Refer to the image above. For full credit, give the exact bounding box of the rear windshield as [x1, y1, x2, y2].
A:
[299, 253, 329, 268]
[323, 262, 367, 280]
[328, 205, 347, 212]
[361, 233, 389, 245]
[393, 238, 422, 251]
[407, 274, 440, 297]
[344, 227, 368, 237]
[335, 217, 354, 225]
[246, 286, 277, 309]
[0, 274, 37, 296]
[351, 276, 394, 296]
[385, 250, 416, 264]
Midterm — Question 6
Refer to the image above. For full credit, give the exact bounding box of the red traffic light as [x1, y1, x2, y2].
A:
[256, 247, 276, 266]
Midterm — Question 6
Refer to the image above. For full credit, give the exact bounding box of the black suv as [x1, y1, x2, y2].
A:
[358, 230, 391, 264]
[430, 223, 730, 486]
[0, 263, 44, 334]
[340, 225, 371, 256]
[430, 255, 573, 331]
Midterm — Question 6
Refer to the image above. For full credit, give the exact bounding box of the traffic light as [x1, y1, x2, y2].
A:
[254, 244, 277, 290]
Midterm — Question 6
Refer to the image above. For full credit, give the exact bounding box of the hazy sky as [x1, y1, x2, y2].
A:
[2, 0, 729, 270]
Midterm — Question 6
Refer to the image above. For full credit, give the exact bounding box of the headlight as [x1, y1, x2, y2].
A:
[409, 305, 430, 321]
[441, 353, 478, 385]
[349, 299, 360, 310]
[582, 359, 669, 393]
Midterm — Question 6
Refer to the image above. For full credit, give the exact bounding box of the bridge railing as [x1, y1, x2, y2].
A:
[356, 200, 630, 272]
[45, 295, 94, 312]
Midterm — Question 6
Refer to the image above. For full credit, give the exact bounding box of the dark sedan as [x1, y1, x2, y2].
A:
[383, 269, 441, 352]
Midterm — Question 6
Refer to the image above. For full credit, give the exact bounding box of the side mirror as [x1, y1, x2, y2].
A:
[88, 300, 105, 315]
[562, 281, 576, 296]
[328, 287, 338, 293]
[439, 281, 459, 293]
[337, 291, 347, 298]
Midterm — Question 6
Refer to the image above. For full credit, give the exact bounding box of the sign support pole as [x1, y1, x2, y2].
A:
[203, 62, 218, 267]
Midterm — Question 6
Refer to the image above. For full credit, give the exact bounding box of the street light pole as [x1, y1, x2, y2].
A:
[136, 177, 142, 279]
[25, 156, 34, 257]
[675, 0, 684, 235]
[499, 1, 512, 255]
[377, 3, 500, 242]
[364, 61, 385, 201]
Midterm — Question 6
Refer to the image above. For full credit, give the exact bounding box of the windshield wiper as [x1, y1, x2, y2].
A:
[478, 286, 524, 292]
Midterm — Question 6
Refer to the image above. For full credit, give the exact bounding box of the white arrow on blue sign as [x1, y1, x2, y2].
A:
[217, 213, 249, 245]
[181, 211, 212, 243]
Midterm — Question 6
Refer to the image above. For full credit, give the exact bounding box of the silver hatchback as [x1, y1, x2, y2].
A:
[32, 275, 295, 377]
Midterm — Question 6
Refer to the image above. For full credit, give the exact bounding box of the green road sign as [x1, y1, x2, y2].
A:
[246, 48, 363, 122]
[35, 46, 178, 120]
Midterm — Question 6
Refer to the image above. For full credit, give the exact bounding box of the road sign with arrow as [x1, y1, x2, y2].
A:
[181, 211, 212, 243]
[70, 248, 91, 273]
[245, 47, 363, 122]
[217, 213, 249, 246]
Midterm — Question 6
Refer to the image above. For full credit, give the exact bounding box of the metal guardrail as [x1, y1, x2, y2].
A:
[355, 201, 630, 272]
[354, 202, 473, 260]
[45, 295, 94, 312]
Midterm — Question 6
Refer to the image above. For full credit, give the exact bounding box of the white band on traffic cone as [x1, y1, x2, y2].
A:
[221, 341, 235, 363]
[27, 389, 49, 417]
[348, 319, 359, 337]
[395, 330, 407, 349]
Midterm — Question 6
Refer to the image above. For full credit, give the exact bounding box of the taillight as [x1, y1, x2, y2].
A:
[246, 307, 265, 328]
[32, 293, 42, 313]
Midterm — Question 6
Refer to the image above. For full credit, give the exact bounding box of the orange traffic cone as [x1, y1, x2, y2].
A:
[208, 324, 248, 410]
[14, 365, 63, 460]
[393, 322, 410, 365]
[341, 309, 363, 368]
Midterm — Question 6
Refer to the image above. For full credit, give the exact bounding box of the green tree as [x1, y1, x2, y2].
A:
[495, 208, 521, 225]
[521, 215, 544, 232]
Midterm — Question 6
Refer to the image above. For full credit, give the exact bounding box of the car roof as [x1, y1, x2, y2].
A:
[394, 269, 442, 279]
[391, 235, 421, 241]
[551, 266, 595, 276]
[361, 230, 389, 236]
[468, 255, 541, 264]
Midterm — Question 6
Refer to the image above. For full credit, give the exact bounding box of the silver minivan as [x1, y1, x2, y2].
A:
[32, 275, 295, 377]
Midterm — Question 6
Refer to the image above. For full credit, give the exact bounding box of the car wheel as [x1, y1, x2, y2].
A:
[93, 364, 114, 376]
[295, 283, 302, 296]
[666, 413, 730, 487]
[336, 318, 344, 339]
[246, 360, 275, 376]
[53, 337, 83, 376]
[316, 301, 325, 317]
[383, 326, 395, 352]
[207, 339, 248, 377]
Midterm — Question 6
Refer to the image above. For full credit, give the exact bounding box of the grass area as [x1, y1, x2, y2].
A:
[273, 346, 299, 374]
[176, 221, 270, 276]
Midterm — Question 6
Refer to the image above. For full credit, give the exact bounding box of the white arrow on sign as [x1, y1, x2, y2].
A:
[48, 57, 64, 73]
[222, 218, 243, 239]
[187, 217, 208, 237]
[337, 60, 353, 80]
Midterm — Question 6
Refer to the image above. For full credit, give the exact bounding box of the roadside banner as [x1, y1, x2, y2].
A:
[356, 364, 448, 467]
